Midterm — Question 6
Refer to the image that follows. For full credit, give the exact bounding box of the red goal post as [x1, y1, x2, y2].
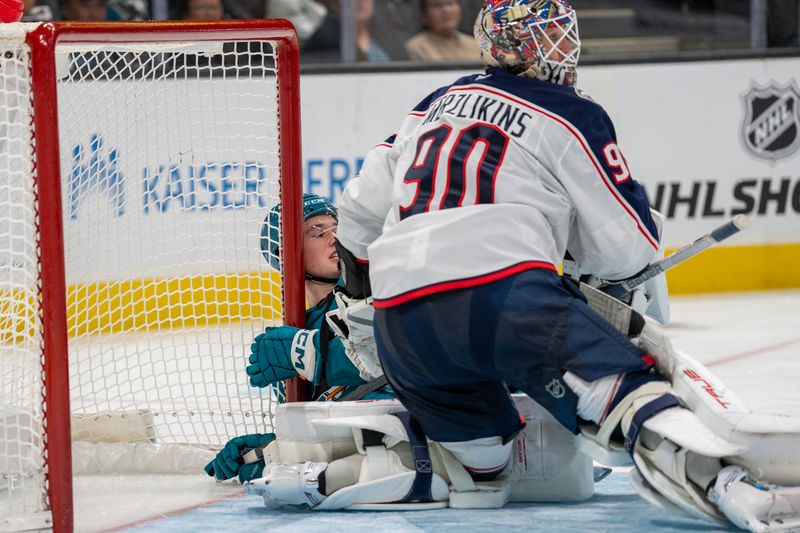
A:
[1, 20, 304, 532]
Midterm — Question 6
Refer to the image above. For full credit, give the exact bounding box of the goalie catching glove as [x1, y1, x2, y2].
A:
[247, 326, 323, 388]
[325, 288, 383, 382]
[204, 432, 275, 483]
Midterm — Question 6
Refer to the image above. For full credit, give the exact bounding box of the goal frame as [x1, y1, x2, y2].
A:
[26, 20, 304, 532]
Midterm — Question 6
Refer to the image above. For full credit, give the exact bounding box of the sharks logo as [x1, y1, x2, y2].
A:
[68, 134, 125, 220]
[740, 80, 800, 163]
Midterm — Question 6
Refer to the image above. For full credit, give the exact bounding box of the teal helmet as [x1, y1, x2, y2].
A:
[260, 193, 338, 271]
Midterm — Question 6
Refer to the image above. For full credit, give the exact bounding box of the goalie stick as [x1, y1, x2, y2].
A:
[594, 215, 751, 300]
[339, 375, 389, 401]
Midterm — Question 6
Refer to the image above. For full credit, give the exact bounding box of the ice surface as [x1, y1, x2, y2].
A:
[73, 290, 800, 532]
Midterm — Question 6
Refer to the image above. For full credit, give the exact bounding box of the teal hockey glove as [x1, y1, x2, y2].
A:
[246, 326, 322, 388]
[204, 433, 275, 482]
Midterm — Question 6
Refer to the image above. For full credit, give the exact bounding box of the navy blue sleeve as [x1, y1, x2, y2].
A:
[582, 107, 659, 241]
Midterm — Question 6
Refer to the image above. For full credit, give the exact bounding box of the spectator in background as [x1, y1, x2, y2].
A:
[405, 0, 480, 61]
[22, 0, 53, 21]
[458, 0, 484, 34]
[371, 0, 421, 59]
[182, 0, 224, 20]
[767, 0, 799, 47]
[303, 0, 390, 63]
[239, 0, 265, 18]
[107, 0, 149, 20]
[267, 0, 327, 45]
[60, 0, 106, 20]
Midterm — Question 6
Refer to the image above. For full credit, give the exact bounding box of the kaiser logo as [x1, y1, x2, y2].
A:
[740, 80, 800, 162]
[68, 134, 125, 219]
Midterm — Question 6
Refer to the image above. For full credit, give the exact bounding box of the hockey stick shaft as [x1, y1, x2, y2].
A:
[602, 215, 751, 299]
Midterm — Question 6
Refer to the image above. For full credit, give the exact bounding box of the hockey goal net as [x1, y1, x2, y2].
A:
[0, 20, 304, 531]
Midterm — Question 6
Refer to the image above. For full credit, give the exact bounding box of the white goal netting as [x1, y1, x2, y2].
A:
[1, 22, 300, 529]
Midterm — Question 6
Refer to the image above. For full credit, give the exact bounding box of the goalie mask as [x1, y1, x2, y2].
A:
[474, 0, 581, 86]
[261, 193, 338, 278]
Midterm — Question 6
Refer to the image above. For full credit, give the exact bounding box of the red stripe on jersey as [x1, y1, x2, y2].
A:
[373, 261, 557, 308]
[442, 85, 658, 250]
[599, 374, 623, 425]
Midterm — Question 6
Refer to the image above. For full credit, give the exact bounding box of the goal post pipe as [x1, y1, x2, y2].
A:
[24, 19, 304, 532]
[28, 22, 73, 533]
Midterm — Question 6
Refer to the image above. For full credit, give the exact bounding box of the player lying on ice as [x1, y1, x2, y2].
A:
[204, 193, 392, 483]
[241, 1, 800, 531]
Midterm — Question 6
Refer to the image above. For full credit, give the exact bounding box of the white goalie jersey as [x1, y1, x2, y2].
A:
[337, 67, 660, 308]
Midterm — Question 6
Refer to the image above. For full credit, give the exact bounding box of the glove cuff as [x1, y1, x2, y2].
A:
[291, 329, 320, 382]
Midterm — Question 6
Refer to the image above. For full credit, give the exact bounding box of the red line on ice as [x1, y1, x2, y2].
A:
[102, 491, 247, 532]
[706, 336, 800, 367]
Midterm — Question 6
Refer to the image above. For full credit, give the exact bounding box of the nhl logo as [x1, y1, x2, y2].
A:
[740, 80, 800, 162]
[545, 378, 565, 399]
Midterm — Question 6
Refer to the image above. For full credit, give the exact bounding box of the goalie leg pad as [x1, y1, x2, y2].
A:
[320, 411, 450, 510]
[582, 287, 800, 485]
[631, 433, 726, 522]
[439, 436, 511, 481]
[272, 399, 405, 463]
[509, 394, 594, 502]
[578, 379, 748, 522]
[267, 397, 594, 508]
[638, 322, 800, 485]
[249, 407, 451, 511]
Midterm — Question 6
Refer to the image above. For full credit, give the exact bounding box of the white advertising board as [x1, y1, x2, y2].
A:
[51, 56, 800, 293]
[58, 78, 279, 283]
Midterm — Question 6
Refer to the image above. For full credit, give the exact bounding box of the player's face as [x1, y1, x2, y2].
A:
[303, 214, 339, 280]
[424, 0, 461, 36]
[537, 22, 576, 63]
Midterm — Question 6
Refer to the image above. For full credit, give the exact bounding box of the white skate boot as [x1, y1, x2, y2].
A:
[245, 461, 328, 509]
[709, 465, 800, 532]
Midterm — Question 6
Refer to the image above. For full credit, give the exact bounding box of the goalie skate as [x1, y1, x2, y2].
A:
[709, 466, 800, 533]
[246, 461, 328, 509]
